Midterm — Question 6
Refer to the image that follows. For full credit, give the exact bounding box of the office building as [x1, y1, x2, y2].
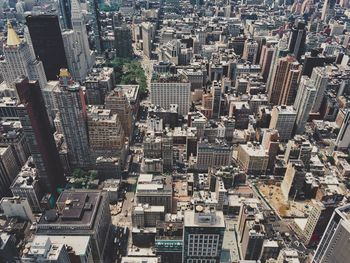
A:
[87, 106, 125, 160]
[196, 139, 232, 171]
[62, 30, 89, 82]
[311, 67, 329, 113]
[10, 157, 42, 213]
[211, 81, 222, 119]
[241, 220, 265, 260]
[183, 207, 225, 263]
[105, 88, 133, 138]
[242, 39, 259, 64]
[84, 67, 115, 105]
[132, 204, 165, 228]
[335, 110, 350, 150]
[22, 235, 93, 263]
[88, 0, 103, 53]
[150, 75, 191, 116]
[0, 196, 35, 222]
[136, 174, 173, 213]
[269, 106, 296, 141]
[237, 142, 269, 175]
[0, 121, 30, 167]
[37, 190, 112, 263]
[260, 43, 277, 82]
[16, 78, 65, 197]
[71, 0, 93, 69]
[261, 129, 280, 172]
[268, 55, 302, 105]
[288, 20, 306, 59]
[142, 22, 153, 58]
[115, 25, 133, 58]
[281, 161, 306, 201]
[0, 233, 18, 262]
[321, 0, 336, 21]
[26, 15, 68, 81]
[0, 146, 20, 198]
[313, 204, 350, 263]
[58, 0, 72, 29]
[294, 76, 317, 134]
[53, 69, 91, 169]
[0, 21, 47, 89]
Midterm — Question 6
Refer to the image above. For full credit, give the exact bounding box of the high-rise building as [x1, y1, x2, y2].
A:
[288, 20, 306, 59]
[183, 207, 225, 263]
[58, 0, 72, 29]
[242, 39, 259, 64]
[211, 81, 222, 119]
[16, 78, 66, 197]
[115, 24, 133, 58]
[321, 0, 336, 21]
[261, 129, 280, 172]
[237, 142, 269, 175]
[37, 189, 112, 263]
[142, 22, 153, 59]
[311, 67, 329, 113]
[0, 145, 20, 198]
[10, 157, 43, 213]
[269, 106, 297, 141]
[241, 220, 265, 260]
[260, 43, 277, 82]
[150, 75, 191, 116]
[136, 174, 173, 213]
[268, 55, 302, 105]
[196, 139, 232, 171]
[26, 15, 69, 81]
[313, 204, 350, 263]
[335, 109, 350, 150]
[0, 21, 47, 89]
[88, 0, 103, 53]
[71, 0, 94, 68]
[62, 30, 89, 82]
[53, 69, 91, 169]
[87, 106, 125, 160]
[105, 88, 133, 138]
[294, 76, 317, 134]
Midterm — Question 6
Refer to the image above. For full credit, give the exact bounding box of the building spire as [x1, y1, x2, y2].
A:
[6, 20, 21, 46]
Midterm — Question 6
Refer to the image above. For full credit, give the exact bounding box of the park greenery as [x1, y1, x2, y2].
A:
[105, 57, 148, 96]
[69, 168, 98, 189]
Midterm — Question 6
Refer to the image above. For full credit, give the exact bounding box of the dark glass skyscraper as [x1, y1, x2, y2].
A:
[26, 15, 68, 80]
[15, 77, 65, 197]
[288, 20, 306, 60]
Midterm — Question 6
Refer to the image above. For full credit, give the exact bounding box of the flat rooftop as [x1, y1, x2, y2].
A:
[38, 190, 102, 229]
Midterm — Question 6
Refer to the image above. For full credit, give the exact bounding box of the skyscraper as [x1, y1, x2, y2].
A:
[114, 24, 133, 58]
[242, 39, 259, 64]
[0, 21, 47, 89]
[288, 20, 306, 60]
[142, 22, 153, 59]
[268, 55, 302, 105]
[58, 0, 72, 29]
[62, 30, 89, 81]
[321, 0, 336, 21]
[313, 204, 350, 263]
[26, 15, 69, 81]
[183, 207, 225, 263]
[310, 67, 329, 113]
[211, 81, 221, 119]
[15, 77, 65, 197]
[335, 110, 350, 150]
[53, 69, 91, 169]
[293, 76, 317, 134]
[71, 0, 94, 68]
[88, 0, 103, 53]
[269, 105, 297, 141]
